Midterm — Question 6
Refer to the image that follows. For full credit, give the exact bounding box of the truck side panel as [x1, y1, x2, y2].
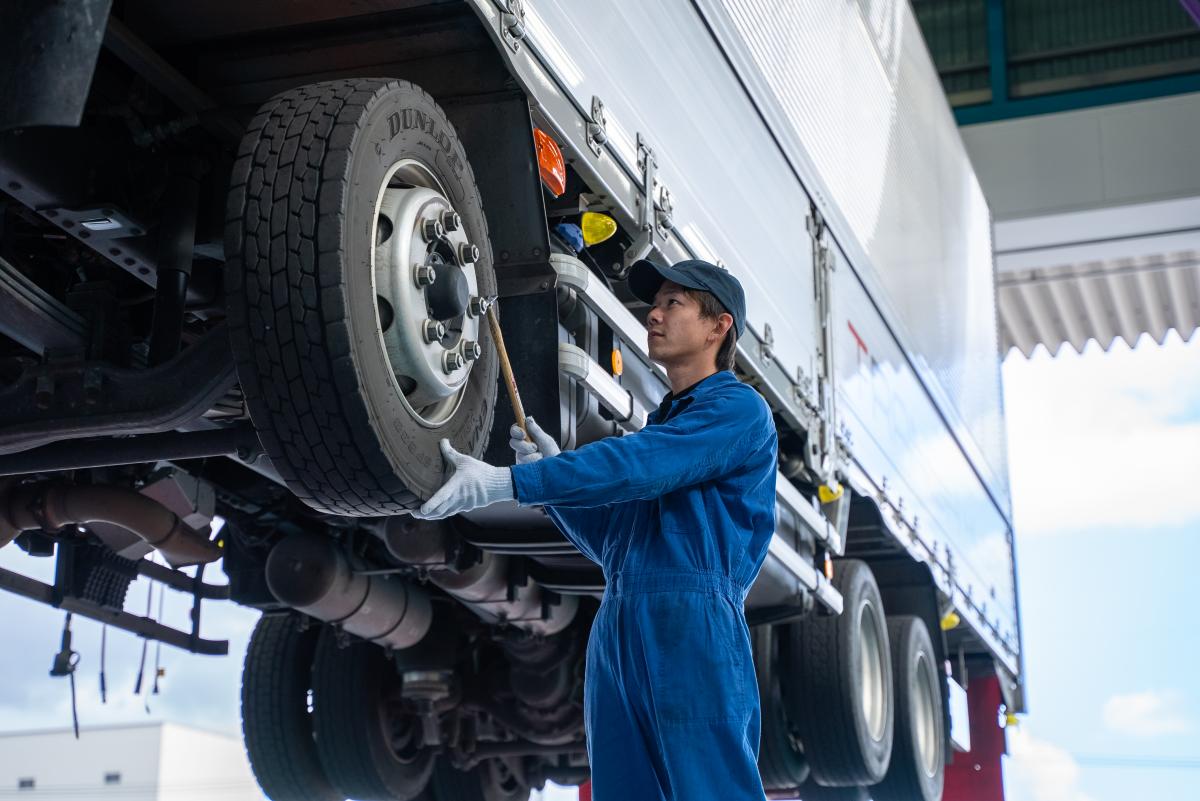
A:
[695, 0, 1011, 513]
[503, 0, 1021, 675]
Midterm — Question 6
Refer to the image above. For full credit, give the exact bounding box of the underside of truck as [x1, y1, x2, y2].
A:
[0, 2, 1021, 800]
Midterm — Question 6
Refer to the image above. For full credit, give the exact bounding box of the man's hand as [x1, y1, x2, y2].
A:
[509, 416, 561, 464]
[412, 439, 514, 520]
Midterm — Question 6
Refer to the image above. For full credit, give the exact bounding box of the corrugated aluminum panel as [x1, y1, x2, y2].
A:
[701, 0, 1010, 507]
[999, 250, 1200, 357]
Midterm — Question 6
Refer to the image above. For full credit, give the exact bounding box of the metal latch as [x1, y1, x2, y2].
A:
[494, 0, 527, 51]
[760, 323, 774, 362]
[587, 96, 608, 156]
[621, 134, 673, 274]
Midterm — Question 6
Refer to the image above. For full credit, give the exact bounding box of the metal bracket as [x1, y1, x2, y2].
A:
[587, 96, 608, 156]
[759, 322, 775, 362]
[621, 134, 673, 273]
[495, 0, 527, 52]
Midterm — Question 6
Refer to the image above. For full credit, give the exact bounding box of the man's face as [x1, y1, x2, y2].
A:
[645, 281, 726, 367]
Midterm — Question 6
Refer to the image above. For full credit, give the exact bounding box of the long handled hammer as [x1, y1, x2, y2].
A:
[481, 297, 529, 440]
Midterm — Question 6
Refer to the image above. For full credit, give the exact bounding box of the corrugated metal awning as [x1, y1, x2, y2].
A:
[997, 249, 1200, 357]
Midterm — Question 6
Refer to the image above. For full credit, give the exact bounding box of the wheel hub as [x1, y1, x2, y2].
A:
[372, 161, 484, 427]
[914, 651, 940, 776]
[859, 603, 887, 742]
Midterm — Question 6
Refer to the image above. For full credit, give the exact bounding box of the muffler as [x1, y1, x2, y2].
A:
[0, 480, 220, 567]
[265, 532, 432, 649]
[383, 517, 577, 637]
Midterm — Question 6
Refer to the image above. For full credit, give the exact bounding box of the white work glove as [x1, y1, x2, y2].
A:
[412, 439, 514, 520]
[508, 416, 561, 464]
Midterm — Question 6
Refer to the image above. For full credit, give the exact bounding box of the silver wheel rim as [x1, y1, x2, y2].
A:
[914, 651, 940, 776]
[859, 602, 887, 742]
[371, 159, 481, 428]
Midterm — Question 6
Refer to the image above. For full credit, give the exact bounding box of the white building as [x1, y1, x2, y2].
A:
[0, 722, 263, 801]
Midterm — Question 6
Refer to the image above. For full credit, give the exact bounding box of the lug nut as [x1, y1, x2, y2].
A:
[461, 341, 482, 361]
[457, 243, 480, 265]
[414, 264, 437, 287]
[468, 296, 488, 317]
[421, 218, 446, 242]
[442, 351, 464, 374]
[422, 319, 446, 343]
[440, 210, 461, 232]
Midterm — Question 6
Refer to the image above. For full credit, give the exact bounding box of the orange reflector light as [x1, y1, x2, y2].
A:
[611, 349, 624, 376]
[534, 128, 566, 198]
[823, 553, 833, 581]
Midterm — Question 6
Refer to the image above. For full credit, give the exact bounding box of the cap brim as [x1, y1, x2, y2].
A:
[628, 259, 703, 306]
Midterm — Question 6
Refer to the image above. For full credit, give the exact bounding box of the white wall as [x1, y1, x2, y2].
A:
[0, 723, 261, 801]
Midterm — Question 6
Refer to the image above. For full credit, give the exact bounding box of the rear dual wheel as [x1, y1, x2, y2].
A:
[225, 78, 498, 516]
[873, 616, 945, 801]
[241, 613, 340, 801]
[784, 559, 894, 787]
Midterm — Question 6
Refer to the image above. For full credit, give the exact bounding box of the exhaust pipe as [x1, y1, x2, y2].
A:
[265, 532, 432, 650]
[0, 480, 220, 567]
[383, 517, 577, 637]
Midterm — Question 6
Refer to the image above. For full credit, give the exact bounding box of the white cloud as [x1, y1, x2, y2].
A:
[1006, 728, 1098, 801]
[1102, 690, 1193, 738]
[1002, 331, 1200, 537]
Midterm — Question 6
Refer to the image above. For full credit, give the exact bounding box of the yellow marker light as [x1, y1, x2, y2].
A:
[1005, 713, 1020, 729]
[611, 349, 624, 376]
[533, 128, 566, 198]
[581, 211, 617, 246]
[940, 611, 961, 631]
[818, 482, 843, 504]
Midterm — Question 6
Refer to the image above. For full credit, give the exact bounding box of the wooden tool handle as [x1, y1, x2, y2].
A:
[486, 304, 528, 440]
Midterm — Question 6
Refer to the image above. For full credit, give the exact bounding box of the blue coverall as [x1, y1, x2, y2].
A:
[511, 370, 778, 800]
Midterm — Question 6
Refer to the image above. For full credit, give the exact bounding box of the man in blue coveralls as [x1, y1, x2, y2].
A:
[413, 258, 779, 800]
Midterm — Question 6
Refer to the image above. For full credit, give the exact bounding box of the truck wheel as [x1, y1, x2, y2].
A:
[872, 617, 944, 801]
[226, 78, 498, 516]
[311, 630, 435, 801]
[241, 614, 340, 801]
[431, 757, 531, 801]
[752, 624, 809, 792]
[783, 559, 894, 786]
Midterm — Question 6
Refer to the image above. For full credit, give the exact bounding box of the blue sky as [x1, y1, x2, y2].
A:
[1, 333, 1197, 801]
[1000, 331, 1200, 801]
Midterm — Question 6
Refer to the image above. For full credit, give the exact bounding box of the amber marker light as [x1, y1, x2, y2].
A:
[581, 211, 617, 246]
[534, 128, 566, 197]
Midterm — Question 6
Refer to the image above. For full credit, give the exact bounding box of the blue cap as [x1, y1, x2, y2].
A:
[628, 259, 747, 338]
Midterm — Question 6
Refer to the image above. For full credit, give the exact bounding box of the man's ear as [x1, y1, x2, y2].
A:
[710, 313, 733, 343]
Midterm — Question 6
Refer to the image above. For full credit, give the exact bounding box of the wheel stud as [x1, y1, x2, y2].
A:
[414, 264, 437, 287]
[442, 351, 464, 374]
[461, 341, 482, 361]
[422, 319, 446, 343]
[457, 243, 480, 266]
[421, 217, 446, 242]
[440, 210, 461, 232]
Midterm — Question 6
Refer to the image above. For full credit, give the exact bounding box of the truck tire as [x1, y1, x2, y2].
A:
[240, 613, 340, 801]
[783, 559, 894, 786]
[431, 757, 531, 801]
[798, 780, 870, 801]
[311, 630, 435, 801]
[226, 78, 498, 516]
[752, 624, 810, 793]
[872, 617, 944, 801]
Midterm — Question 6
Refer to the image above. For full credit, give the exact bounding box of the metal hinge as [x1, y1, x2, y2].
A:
[587, 96, 608, 156]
